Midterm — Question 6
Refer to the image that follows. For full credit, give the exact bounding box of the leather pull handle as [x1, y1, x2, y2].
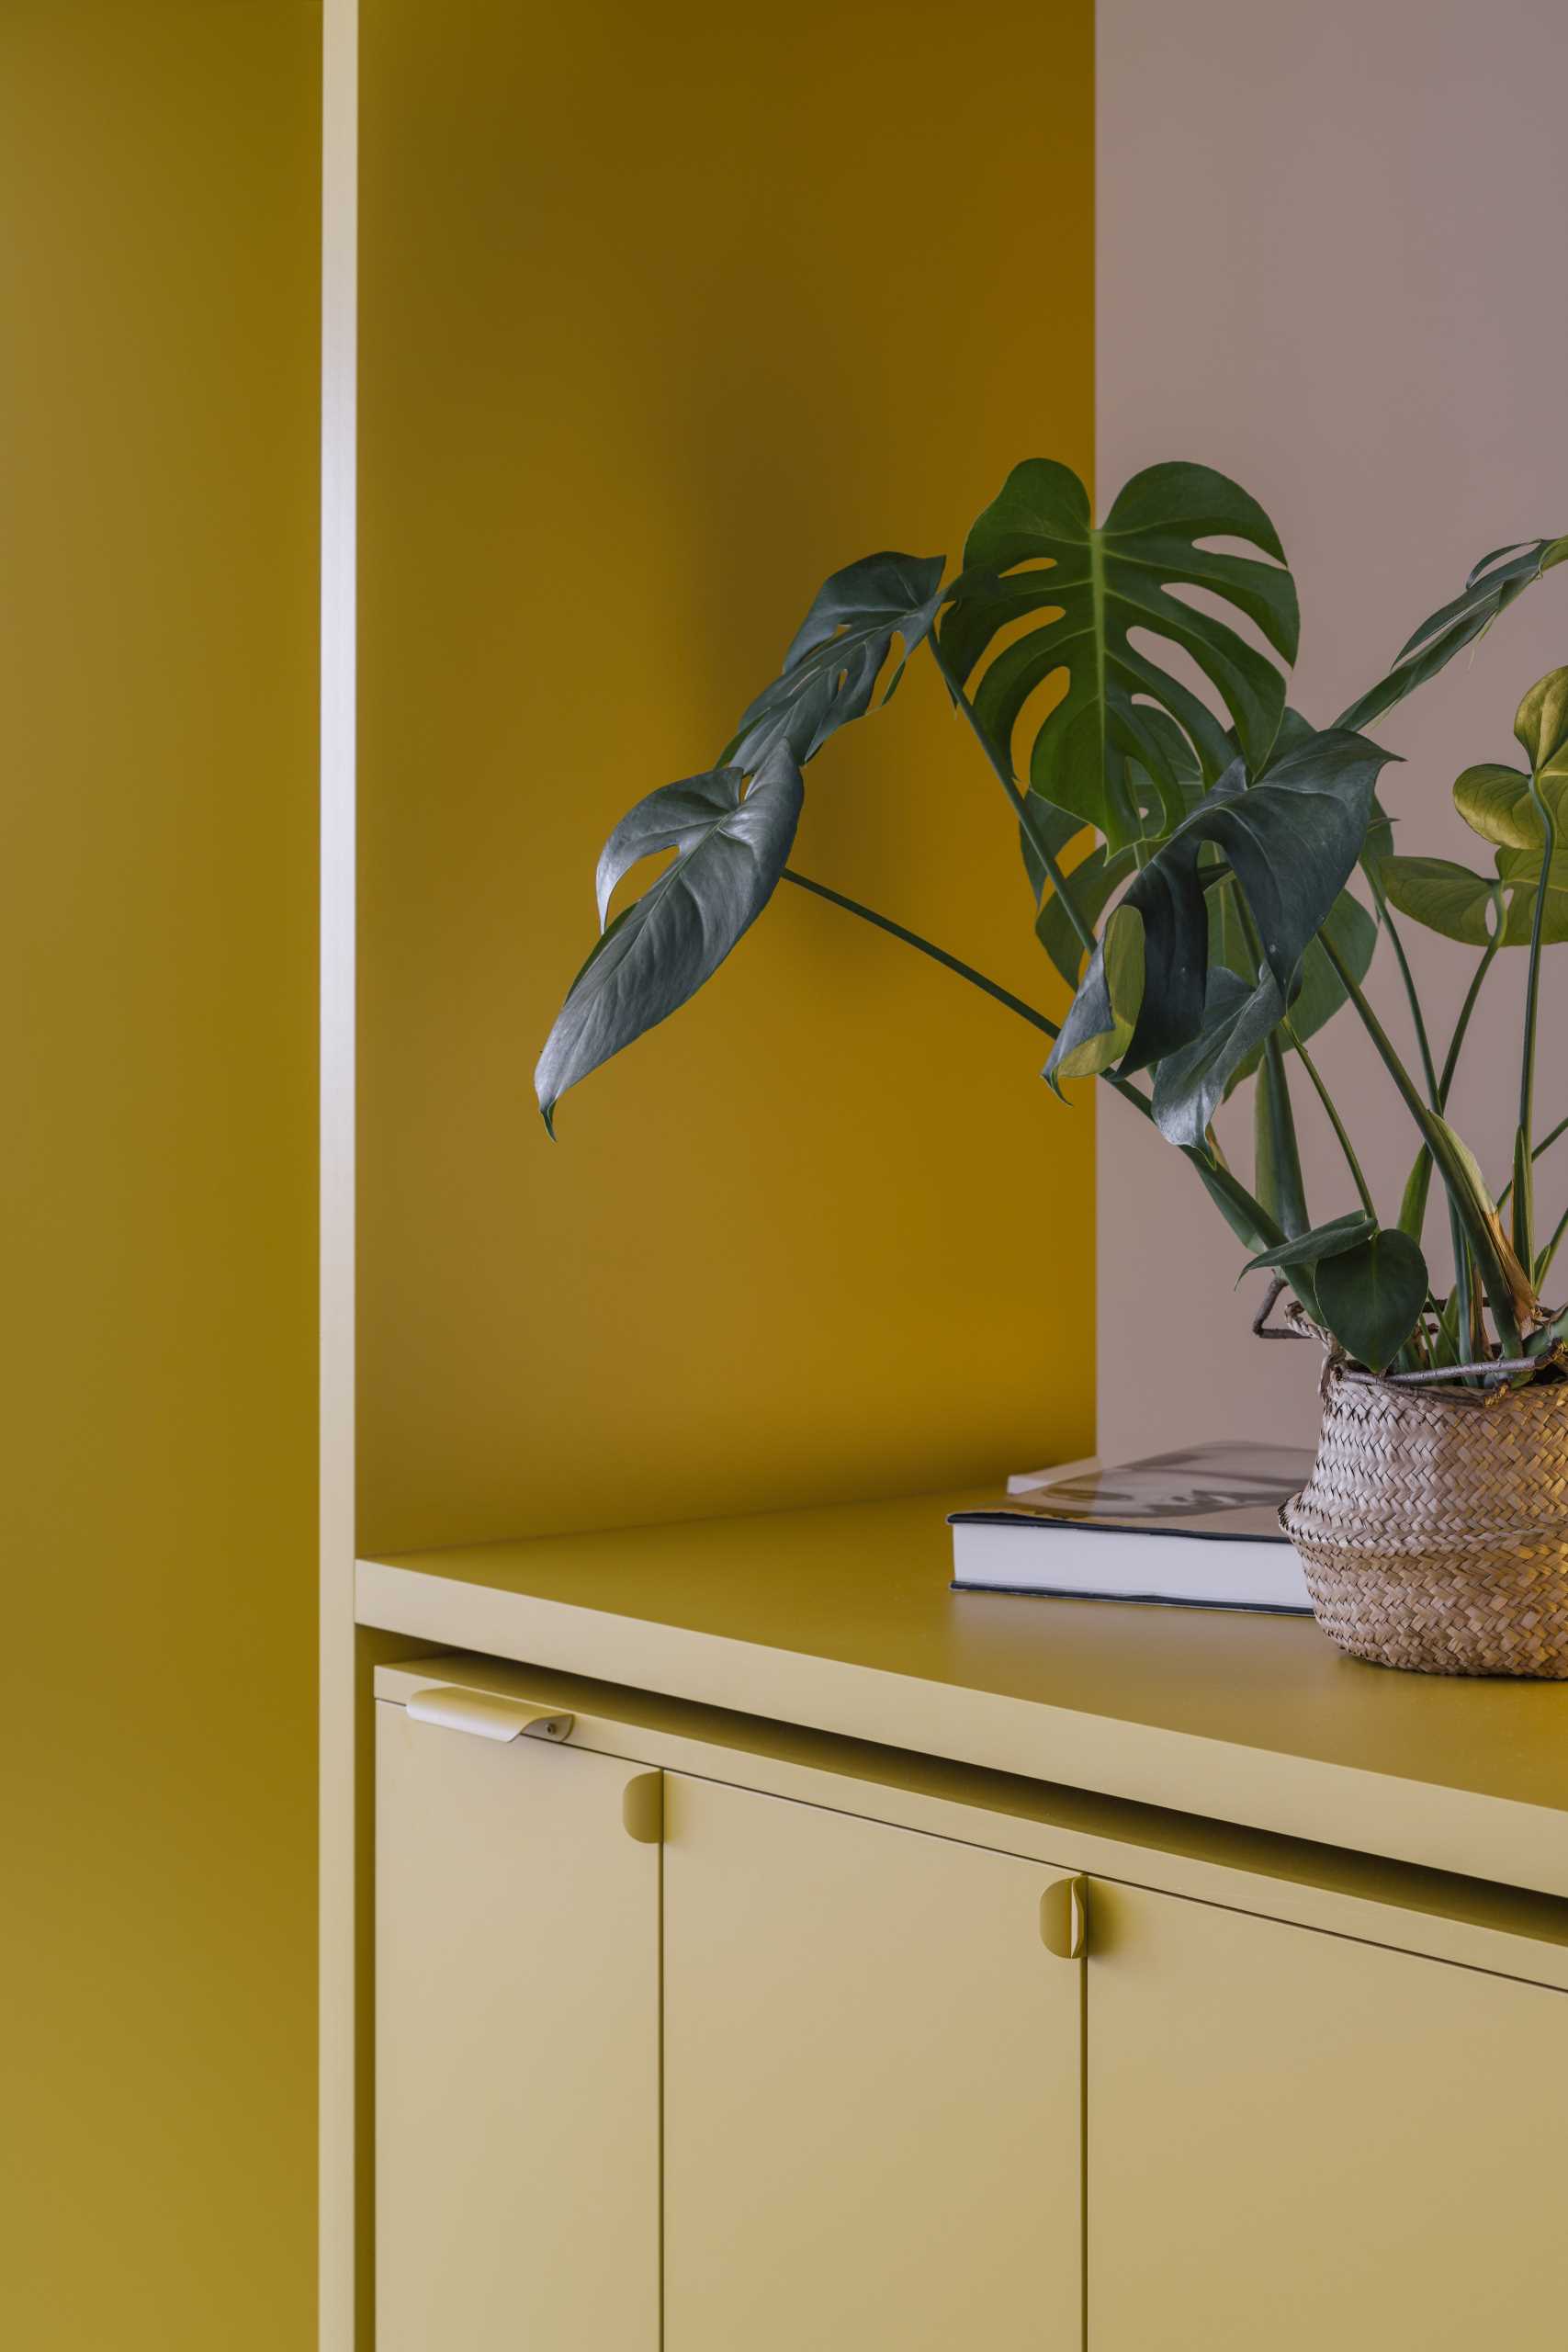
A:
[406, 1686, 574, 1744]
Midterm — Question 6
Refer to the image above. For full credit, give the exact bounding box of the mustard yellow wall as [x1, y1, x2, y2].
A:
[359, 0, 1096, 1552]
[0, 10, 320, 2346]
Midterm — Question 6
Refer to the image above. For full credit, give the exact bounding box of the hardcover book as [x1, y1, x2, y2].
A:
[949, 1441, 1315, 1612]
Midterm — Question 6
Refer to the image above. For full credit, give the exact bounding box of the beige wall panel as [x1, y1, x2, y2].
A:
[1098, 0, 1568, 1454]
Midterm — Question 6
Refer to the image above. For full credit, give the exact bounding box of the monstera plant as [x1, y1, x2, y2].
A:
[537, 458, 1568, 1396]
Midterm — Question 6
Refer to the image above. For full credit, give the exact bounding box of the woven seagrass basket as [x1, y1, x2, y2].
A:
[1282, 1326, 1568, 1678]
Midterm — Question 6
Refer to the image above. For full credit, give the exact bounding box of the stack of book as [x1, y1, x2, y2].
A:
[948, 1441, 1314, 1613]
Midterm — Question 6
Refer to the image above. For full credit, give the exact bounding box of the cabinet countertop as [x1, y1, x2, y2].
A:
[357, 1487, 1568, 1898]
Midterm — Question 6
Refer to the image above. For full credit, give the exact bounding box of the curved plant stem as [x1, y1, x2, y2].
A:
[781, 868, 1059, 1038]
[1285, 1021, 1377, 1218]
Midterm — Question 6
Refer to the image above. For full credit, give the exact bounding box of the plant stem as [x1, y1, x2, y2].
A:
[1320, 930, 1453, 1147]
[1434, 936, 1499, 1371]
[1516, 775, 1558, 1260]
[781, 868, 1059, 1038]
[1284, 1021, 1378, 1218]
[1438, 934, 1500, 1105]
[1499, 1112, 1568, 1208]
[1387, 894, 1510, 1374]
[1537, 1111, 1568, 1164]
[1375, 889, 1441, 1102]
[1536, 1200, 1568, 1287]
[1396, 937, 1497, 1309]
[1319, 926, 1523, 1356]
[784, 863, 1168, 1140]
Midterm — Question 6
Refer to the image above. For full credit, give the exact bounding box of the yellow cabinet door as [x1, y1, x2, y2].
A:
[375, 1702, 660, 2350]
[1089, 1881, 1568, 2349]
[662, 1774, 1083, 2350]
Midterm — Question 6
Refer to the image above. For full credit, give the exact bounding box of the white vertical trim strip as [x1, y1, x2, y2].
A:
[319, 0, 358, 2346]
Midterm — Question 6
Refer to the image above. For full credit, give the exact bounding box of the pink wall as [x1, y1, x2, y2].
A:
[1097, 0, 1568, 1455]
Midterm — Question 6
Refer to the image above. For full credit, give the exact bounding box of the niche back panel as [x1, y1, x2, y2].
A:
[357, 0, 1098, 1551]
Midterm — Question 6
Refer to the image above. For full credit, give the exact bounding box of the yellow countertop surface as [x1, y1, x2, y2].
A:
[358, 1487, 1568, 1897]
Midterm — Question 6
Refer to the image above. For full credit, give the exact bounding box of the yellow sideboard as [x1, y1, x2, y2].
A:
[363, 1492, 1568, 2348]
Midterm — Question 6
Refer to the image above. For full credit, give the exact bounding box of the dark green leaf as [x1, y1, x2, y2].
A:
[1314, 1229, 1430, 1374]
[536, 749, 804, 1131]
[1045, 726, 1394, 1097]
[1035, 843, 1137, 988]
[1018, 795, 1087, 906]
[722, 552, 946, 773]
[1045, 902, 1145, 1085]
[1280, 890, 1379, 1046]
[1150, 965, 1284, 1148]
[1209, 884, 1378, 1095]
[940, 459, 1298, 851]
[1240, 1213, 1377, 1278]
[1337, 537, 1568, 735]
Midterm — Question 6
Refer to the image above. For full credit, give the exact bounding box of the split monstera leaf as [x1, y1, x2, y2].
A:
[536, 455, 1568, 1384]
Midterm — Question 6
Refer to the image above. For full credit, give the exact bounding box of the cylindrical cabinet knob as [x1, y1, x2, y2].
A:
[1039, 1874, 1089, 1960]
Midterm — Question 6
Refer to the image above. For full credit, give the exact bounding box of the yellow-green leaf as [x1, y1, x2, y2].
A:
[1514, 664, 1568, 774]
[1453, 762, 1538, 849]
[1379, 854, 1500, 944]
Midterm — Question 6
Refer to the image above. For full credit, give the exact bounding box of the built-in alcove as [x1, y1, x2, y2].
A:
[353, 0, 1099, 1560]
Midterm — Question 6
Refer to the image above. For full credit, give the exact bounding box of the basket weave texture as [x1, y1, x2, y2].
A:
[1282, 1356, 1568, 1677]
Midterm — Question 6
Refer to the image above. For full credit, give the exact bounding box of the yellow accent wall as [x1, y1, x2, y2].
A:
[360, 0, 1097, 1552]
[0, 10, 320, 2347]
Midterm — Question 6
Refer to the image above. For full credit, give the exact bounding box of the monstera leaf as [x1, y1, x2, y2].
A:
[938, 460, 1299, 854]
[1036, 715, 1203, 984]
[723, 552, 947, 773]
[1205, 876, 1378, 1088]
[1149, 965, 1287, 1148]
[1045, 728, 1394, 1110]
[1337, 536, 1568, 734]
[1036, 843, 1138, 987]
[536, 749, 803, 1132]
